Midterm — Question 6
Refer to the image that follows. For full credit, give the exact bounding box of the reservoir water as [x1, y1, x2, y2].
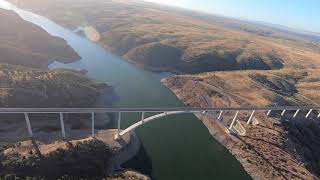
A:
[0, 1, 250, 179]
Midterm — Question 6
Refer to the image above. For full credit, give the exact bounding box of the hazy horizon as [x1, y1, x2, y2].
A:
[144, 0, 320, 34]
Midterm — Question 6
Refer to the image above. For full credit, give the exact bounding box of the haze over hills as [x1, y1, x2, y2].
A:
[2, 0, 320, 179]
[0, 8, 80, 68]
[8, 0, 320, 73]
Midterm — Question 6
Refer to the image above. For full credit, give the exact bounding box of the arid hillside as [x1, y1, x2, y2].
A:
[0, 64, 111, 143]
[163, 69, 320, 108]
[3, 1, 320, 179]
[0, 6, 131, 179]
[8, 0, 320, 73]
[0, 64, 108, 108]
[163, 70, 320, 179]
[0, 8, 80, 68]
[0, 8, 113, 143]
[1, 132, 148, 179]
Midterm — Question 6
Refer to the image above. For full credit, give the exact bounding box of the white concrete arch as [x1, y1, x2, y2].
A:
[117, 111, 186, 138]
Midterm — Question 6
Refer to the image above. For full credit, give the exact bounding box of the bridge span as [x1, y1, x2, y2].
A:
[0, 107, 319, 140]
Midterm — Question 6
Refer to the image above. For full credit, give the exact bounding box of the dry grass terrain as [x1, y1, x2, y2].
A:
[4, 0, 320, 179]
[163, 70, 320, 179]
[0, 5, 126, 179]
[163, 69, 320, 108]
[1, 128, 144, 179]
[1, 134, 116, 179]
[0, 64, 107, 108]
[8, 0, 320, 73]
[0, 8, 111, 142]
[0, 64, 111, 143]
[0, 8, 79, 68]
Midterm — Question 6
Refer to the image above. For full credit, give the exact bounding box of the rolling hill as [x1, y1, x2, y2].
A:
[0, 7, 112, 145]
[0, 8, 80, 68]
[163, 69, 320, 179]
[0, 64, 111, 142]
[8, 0, 320, 73]
[5, 0, 320, 179]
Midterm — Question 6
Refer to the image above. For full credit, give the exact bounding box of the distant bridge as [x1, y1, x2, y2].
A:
[0, 107, 319, 140]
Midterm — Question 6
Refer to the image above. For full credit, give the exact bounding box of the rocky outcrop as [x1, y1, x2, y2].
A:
[0, 129, 144, 179]
[109, 170, 150, 180]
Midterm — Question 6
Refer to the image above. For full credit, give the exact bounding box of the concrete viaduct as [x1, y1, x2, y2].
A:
[0, 107, 319, 140]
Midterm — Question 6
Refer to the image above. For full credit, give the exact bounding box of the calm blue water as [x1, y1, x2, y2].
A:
[0, 1, 250, 179]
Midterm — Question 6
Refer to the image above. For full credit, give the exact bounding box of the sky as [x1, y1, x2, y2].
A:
[145, 0, 320, 33]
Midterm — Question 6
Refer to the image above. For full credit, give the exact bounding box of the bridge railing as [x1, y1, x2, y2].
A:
[0, 107, 319, 140]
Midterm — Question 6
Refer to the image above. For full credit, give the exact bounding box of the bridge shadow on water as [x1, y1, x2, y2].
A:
[104, 113, 154, 178]
[121, 143, 154, 179]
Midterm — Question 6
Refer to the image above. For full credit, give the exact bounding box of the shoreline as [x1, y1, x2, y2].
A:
[93, 129, 141, 173]
[162, 78, 317, 180]
[160, 78, 255, 178]
[194, 113, 259, 179]
[2, 1, 310, 179]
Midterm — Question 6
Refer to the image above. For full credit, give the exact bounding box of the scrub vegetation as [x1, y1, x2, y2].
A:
[0, 140, 115, 179]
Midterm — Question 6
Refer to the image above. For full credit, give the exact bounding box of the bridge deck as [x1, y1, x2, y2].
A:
[0, 107, 319, 140]
[0, 106, 318, 113]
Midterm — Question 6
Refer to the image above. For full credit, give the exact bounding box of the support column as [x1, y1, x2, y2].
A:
[141, 112, 145, 123]
[305, 109, 313, 118]
[267, 110, 271, 116]
[247, 110, 255, 125]
[229, 111, 239, 130]
[318, 111, 320, 118]
[281, 109, 286, 116]
[60, 113, 66, 139]
[116, 112, 121, 139]
[91, 112, 95, 137]
[218, 111, 223, 120]
[293, 109, 300, 118]
[24, 113, 33, 138]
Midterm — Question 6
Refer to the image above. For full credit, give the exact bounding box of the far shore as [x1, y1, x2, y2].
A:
[162, 77, 317, 180]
